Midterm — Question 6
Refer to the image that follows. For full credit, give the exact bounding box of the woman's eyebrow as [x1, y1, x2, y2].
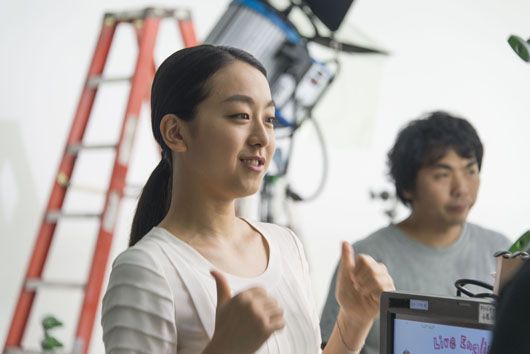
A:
[222, 94, 275, 107]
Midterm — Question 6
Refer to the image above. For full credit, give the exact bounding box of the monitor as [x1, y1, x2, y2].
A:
[380, 291, 496, 354]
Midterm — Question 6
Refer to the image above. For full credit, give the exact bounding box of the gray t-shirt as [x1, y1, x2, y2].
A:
[319, 223, 511, 354]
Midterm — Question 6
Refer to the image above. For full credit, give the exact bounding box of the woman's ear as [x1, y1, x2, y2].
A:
[160, 114, 188, 152]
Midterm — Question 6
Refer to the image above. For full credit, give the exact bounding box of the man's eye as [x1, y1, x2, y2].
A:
[434, 174, 449, 180]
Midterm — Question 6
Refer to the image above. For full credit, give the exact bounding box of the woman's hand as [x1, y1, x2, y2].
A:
[335, 242, 395, 327]
[203, 271, 285, 354]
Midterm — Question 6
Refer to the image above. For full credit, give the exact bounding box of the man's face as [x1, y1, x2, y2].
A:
[406, 149, 480, 227]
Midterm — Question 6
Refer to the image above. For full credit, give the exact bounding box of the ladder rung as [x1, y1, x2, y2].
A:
[25, 278, 85, 291]
[107, 7, 192, 22]
[66, 143, 117, 154]
[124, 184, 142, 198]
[56, 170, 141, 198]
[60, 184, 141, 198]
[46, 211, 101, 222]
[5, 349, 50, 354]
[86, 75, 131, 87]
[6, 348, 75, 354]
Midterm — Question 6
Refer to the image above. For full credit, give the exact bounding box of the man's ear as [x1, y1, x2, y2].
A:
[402, 189, 414, 202]
[160, 114, 188, 152]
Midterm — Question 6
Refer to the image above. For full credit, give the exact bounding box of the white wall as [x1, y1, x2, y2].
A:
[1, 0, 529, 353]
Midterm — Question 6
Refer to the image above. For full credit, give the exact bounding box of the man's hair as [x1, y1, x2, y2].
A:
[387, 111, 483, 207]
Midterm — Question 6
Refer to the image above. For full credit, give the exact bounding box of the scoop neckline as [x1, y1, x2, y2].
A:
[152, 218, 279, 284]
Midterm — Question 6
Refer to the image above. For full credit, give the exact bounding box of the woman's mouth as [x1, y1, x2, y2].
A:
[242, 159, 260, 166]
[240, 157, 265, 171]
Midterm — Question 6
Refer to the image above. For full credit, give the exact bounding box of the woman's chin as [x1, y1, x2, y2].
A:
[233, 185, 261, 199]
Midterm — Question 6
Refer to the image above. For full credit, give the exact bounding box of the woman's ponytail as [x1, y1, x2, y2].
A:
[129, 154, 172, 246]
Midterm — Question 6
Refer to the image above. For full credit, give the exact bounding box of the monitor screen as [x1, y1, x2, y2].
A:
[380, 291, 495, 354]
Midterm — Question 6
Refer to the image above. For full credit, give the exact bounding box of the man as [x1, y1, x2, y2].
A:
[320, 111, 511, 353]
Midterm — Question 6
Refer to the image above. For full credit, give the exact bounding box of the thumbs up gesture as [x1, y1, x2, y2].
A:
[204, 271, 285, 354]
[336, 242, 395, 325]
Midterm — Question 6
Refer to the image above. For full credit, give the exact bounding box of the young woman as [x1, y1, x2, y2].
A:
[101, 45, 395, 354]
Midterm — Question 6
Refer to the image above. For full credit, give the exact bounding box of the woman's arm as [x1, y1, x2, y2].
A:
[322, 309, 372, 354]
[101, 249, 178, 353]
[323, 242, 395, 354]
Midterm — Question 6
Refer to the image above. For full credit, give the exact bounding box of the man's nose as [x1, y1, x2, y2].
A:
[452, 172, 469, 197]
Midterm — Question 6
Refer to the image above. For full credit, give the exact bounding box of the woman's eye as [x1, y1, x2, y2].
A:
[230, 113, 249, 120]
[266, 116, 276, 125]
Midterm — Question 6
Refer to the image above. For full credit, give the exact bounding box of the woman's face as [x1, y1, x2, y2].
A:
[181, 60, 276, 200]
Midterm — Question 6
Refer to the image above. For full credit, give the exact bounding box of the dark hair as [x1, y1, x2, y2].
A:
[129, 45, 267, 246]
[387, 110, 483, 207]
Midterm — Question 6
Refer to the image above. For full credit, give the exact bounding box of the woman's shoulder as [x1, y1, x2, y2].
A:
[112, 227, 173, 268]
[102, 229, 177, 352]
[107, 228, 175, 292]
[103, 232, 176, 314]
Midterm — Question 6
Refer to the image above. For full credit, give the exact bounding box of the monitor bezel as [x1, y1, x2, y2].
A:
[380, 291, 495, 354]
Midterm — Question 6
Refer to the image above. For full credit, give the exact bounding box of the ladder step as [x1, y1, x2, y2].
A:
[5, 349, 76, 354]
[5, 349, 50, 354]
[66, 143, 117, 154]
[86, 75, 132, 87]
[108, 7, 192, 22]
[46, 211, 101, 222]
[55, 175, 141, 198]
[25, 278, 85, 291]
[124, 184, 143, 198]
[65, 184, 141, 198]
[65, 184, 142, 198]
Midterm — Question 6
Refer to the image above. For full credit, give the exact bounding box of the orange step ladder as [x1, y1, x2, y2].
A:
[4, 7, 197, 354]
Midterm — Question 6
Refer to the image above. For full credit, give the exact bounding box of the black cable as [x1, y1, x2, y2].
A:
[281, 57, 337, 202]
[455, 279, 496, 299]
[286, 113, 329, 202]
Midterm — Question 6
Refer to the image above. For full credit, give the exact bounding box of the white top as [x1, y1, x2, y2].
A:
[101, 219, 322, 354]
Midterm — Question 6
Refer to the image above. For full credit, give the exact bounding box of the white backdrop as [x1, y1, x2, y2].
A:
[1, 0, 529, 353]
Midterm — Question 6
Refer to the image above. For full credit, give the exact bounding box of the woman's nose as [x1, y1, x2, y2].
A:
[248, 120, 270, 147]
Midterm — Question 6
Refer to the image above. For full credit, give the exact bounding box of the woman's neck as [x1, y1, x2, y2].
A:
[158, 188, 270, 278]
[158, 185, 239, 244]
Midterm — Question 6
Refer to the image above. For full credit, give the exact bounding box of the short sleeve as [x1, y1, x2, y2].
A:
[101, 248, 177, 353]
